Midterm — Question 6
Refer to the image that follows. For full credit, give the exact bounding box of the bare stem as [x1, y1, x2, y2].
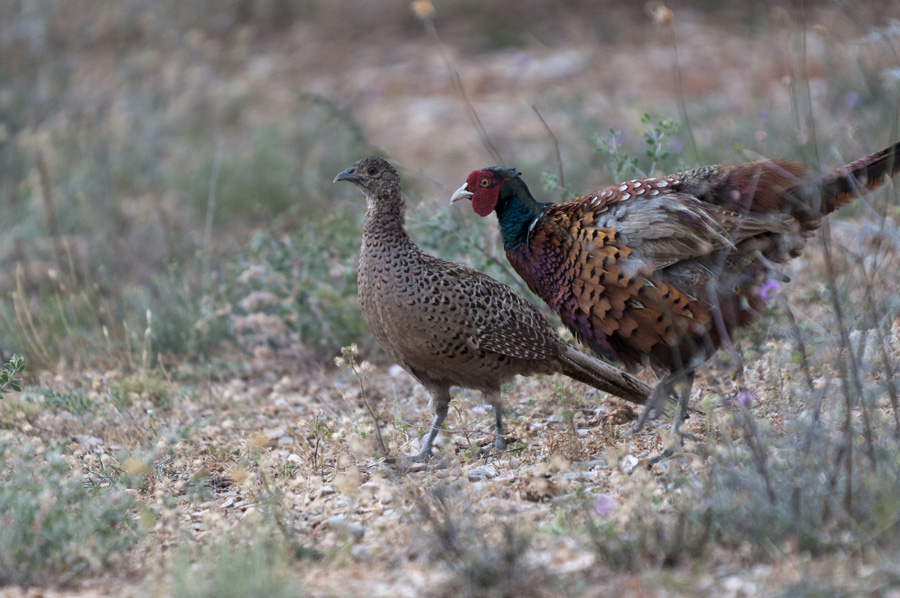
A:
[201, 136, 224, 293]
[348, 355, 388, 456]
[421, 17, 503, 165]
[531, 104, 565, 191]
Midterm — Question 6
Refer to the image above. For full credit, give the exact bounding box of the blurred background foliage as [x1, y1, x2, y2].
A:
[0, 0, 898, 375]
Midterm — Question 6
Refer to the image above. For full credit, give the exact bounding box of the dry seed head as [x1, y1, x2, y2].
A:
[645, 1, 673, 25]
[411, 0, 435, 20]
[247, 431, 269, 451]
[123, 457, 147, 475]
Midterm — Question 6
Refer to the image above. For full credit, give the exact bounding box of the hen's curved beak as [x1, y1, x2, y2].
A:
[333, 167, 359, 183]
[450, 182, 473, 204]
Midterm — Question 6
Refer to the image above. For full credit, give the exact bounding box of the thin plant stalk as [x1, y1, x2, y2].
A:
[201, 135, 224, 294]
[416, 9, 503, 165]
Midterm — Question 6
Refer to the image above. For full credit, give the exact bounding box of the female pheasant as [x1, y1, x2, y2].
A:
[334, 157, 650, 461]
[452, 142, 900, 438]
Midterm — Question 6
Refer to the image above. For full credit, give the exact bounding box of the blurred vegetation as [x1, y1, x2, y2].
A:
[0, 440, 139, 586]
[0, 0, 377, 372]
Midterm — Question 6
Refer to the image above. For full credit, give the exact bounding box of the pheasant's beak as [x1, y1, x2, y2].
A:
[333, 167, 360, 183]
[450, 182, 473, 204]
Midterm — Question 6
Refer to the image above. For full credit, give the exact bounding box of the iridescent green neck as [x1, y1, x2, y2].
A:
[495, 178, 544, 251]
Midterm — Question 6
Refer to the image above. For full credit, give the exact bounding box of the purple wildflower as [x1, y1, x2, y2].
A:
[735, 389, 754, 408]
[759, 279, 780, 301]
[845, 91, 860, 109]
[471, 404, 493, 415]
[593, 494, 617, 517]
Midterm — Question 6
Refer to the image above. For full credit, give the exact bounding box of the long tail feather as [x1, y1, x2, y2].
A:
[820, 140, 900, 213]
[558, 345, 651, 406]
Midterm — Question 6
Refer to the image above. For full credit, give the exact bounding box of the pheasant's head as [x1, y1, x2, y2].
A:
[450, 167, 520, 216]
[333, 156, 401, 199]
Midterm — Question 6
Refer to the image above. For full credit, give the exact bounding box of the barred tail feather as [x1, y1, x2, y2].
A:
[819, 140, 900, 213]
[558, 345, 651, 406]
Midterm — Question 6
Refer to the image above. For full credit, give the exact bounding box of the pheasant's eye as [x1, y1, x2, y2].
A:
[479, 177, 491, 187]
[367, 166, 377, 175]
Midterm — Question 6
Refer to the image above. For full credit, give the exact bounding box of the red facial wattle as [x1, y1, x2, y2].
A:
[468, 171, 501, 217]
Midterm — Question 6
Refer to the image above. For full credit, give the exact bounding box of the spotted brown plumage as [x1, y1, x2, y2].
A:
[453, 141, 900, 443]
[334, 156, 651, 461]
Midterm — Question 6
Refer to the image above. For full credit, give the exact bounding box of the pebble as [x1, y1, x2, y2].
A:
[72, 434, 103, 448]
[388, 364, 405, 377]
[326, 515, 365, 541]
[350, 544, 374, 560]
[467, 465, 498, 481]
[287, 453, 303, 465]
[360, 481, 394, 503]
[265, 428, 287, 440]
[620, 455, 639, 474]
[316, 485, 336, 498]
[573, 459, 607, 470]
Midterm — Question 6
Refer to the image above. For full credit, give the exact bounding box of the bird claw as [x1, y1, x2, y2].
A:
[633, 386, 669, 432]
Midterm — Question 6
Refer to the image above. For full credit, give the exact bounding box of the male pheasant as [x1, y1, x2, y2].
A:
[452, 142, 900, 440]
[334, 156, 651, 461]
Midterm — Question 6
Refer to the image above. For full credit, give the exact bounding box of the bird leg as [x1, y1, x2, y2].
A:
[634, 375, 677, 432]
[648, 370, 696, 463]
[634, 352, 705, 433]
[416, 402, 449, 461]
[485, 390, 507, 452]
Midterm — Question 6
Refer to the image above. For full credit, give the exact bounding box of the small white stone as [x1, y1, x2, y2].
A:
[265, 428, 287, 440]
[620, 455, 639, 474]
